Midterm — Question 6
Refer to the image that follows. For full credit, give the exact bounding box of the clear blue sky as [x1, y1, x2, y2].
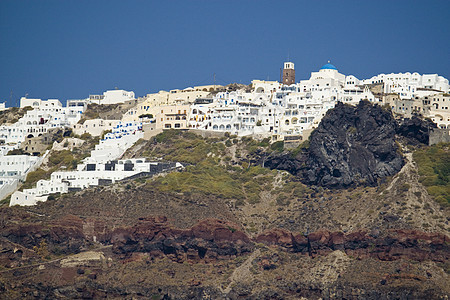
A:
[1, 0, 449, 106]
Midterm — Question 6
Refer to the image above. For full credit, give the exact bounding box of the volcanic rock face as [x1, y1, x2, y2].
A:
[302, 101, 404, 188]
[110, 217, 254, 262]
[255, 228, 449, 262]
[1, 213, 449, 299]
[2, 214, 448, 264]
[397, 115, 437, 145]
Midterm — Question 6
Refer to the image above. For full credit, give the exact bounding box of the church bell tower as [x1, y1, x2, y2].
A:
[282, 62, 295, 85]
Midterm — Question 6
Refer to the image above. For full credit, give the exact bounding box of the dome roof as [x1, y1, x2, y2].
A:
[320, 63, 337, 70]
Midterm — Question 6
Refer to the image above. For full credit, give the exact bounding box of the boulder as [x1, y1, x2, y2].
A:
[397, 115, 436, 145]
[302, 101, 404, 188]
[263, 101, 405, 188]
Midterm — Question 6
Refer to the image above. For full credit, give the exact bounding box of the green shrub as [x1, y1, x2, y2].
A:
[48, 150, 74, 167]
[22, 168, 51, 189]
[153, 159, 273, 203]
[413, 143, 449, 206]
[270, 141, 284, 152]
[155, 160, 245, 199]
[0, 195, 11, 206]
[399, 183, 410, 193]
[258, 138, 270, 148]
[139, 114, 153, 119]
[80, 132, 92, 140]
[347, 126, 357, 134]
[7, 149, 26, 155]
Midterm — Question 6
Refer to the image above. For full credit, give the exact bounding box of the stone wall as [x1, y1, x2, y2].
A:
[429, 128, 450, 145]
[188, 129, 227, 139]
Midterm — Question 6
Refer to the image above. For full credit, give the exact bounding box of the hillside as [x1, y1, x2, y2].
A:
[0, 106, 33, 125]
[78, 102, 137, 123]
[0, 103, 449, 299]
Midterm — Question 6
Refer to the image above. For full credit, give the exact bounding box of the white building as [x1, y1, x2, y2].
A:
[362, 72, 449, 99]
[422, 93, 450, 129]
[86, 121, 144, 163]
[86, 90, 135, 105]
[102, 89, 135, 104]
[20, 98, 61, 109]
[0, 98, 83, 149]
[73, 119, 121, 136]
[189, 63, 374, 139]
[0, 154, 42, 200]
[9, 119, 147, 206]
[10, 159, 183, 206]
[0, 155, 41, 178]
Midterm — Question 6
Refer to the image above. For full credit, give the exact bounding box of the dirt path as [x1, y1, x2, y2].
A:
[0, 245, 112, 274]
[222, 249, 260, 294]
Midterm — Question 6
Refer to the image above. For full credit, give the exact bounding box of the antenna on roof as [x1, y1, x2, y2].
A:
[10, 90, 16, 107]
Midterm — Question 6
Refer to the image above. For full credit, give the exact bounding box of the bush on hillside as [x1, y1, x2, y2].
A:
[413, 143, 450, 206]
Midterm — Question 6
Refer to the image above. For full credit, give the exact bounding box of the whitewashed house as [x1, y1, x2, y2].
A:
[362, 72, 449, 99]
[0, 154, 42, 200]
[10, 159, 183, 206]
[73, 119, 121, 136]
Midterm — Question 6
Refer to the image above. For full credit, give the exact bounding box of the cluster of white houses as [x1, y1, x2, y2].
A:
[9, 116, 180, 206]
[1, 62, 449, 206]
[10, 158, 183, 206]
[123, 62, 450, 138]
[0, 98, 85, 201]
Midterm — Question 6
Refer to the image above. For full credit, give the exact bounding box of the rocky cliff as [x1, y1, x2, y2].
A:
[303, 101, 404, 188]
[0, 212, 449, 299]
[397, 115, 437, 145]
[265, 101, 405, 188]
[1, 213, 448, 264]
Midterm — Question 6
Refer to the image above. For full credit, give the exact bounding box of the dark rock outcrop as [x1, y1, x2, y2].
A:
[262, 151, 305, 176]
[263, 101, 405, 188]
[2, 214, 448, 264]
[109, 217, 254, 262]
[302, 101, 404, 188]
[255, 228, 450, 262]
[396, 115, 437, 145]
[2, 215, 89, 255]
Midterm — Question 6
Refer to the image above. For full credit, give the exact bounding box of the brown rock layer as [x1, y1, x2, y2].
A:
[255, 228, 449, 262]
[109, 217, 253, 262]
[1, 215, 448, 263]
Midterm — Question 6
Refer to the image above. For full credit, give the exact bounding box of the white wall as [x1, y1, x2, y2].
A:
[73, 119, 121, 136]
[101, 90, 135, 104]
[0, 178, 18, 201]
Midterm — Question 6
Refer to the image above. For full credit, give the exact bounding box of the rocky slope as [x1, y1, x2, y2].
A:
[264, 102, 442, 190]
[265, 101, 405, 188]
[0, 102, 449, 299]
[0, 106, 33, 125]
[303, 101, 404, 188]
[0, 210, 448, 299]
[397, 115, 437, 145]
